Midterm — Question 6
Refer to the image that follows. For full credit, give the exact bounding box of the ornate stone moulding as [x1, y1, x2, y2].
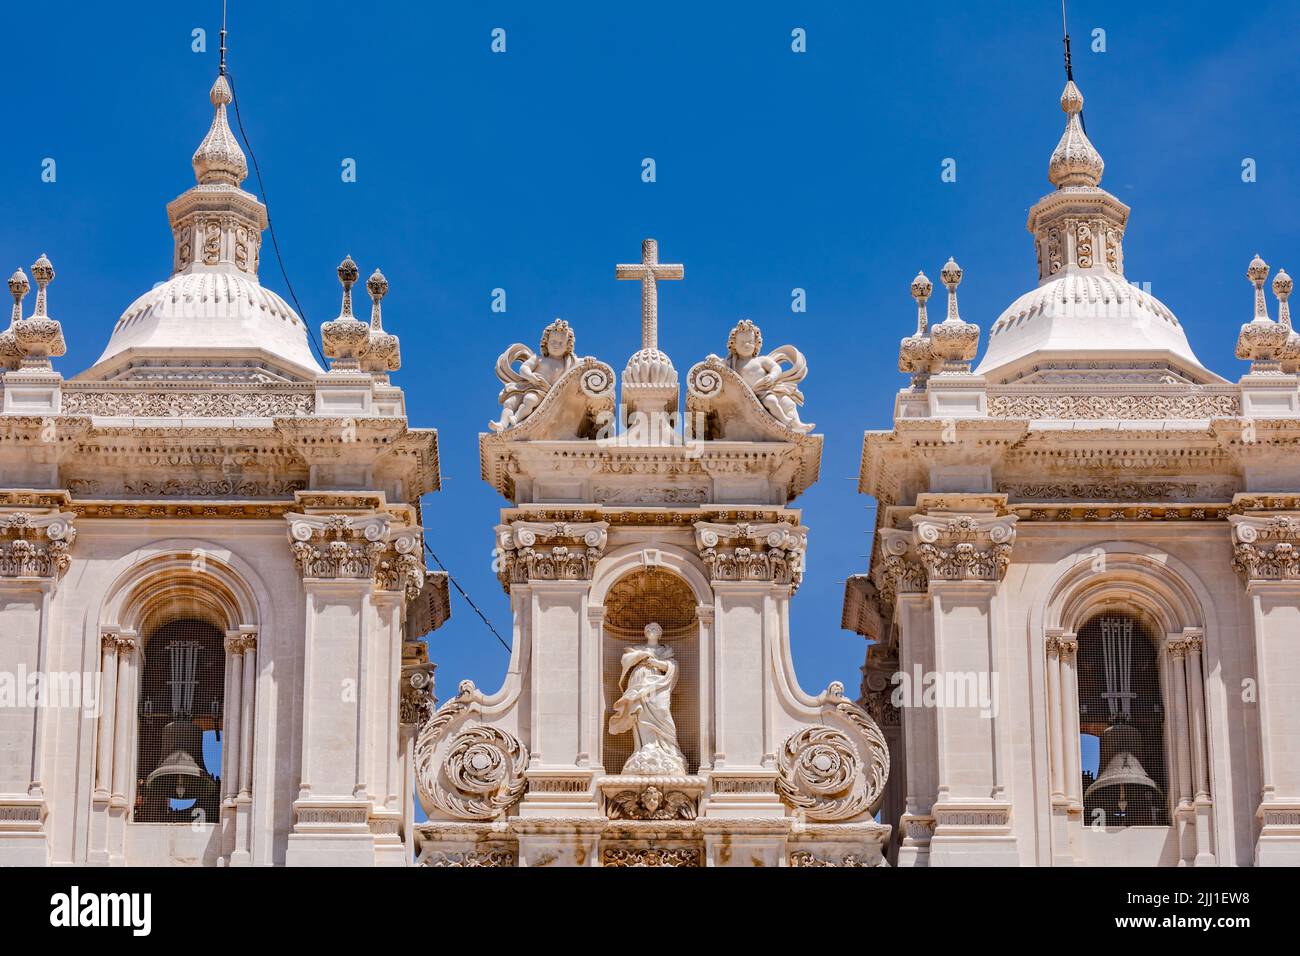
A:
[987, 385, 1241, 421]
[492, 519, 609, 590]
[285, 511, 427, 600]
[1230, 513, 1300, 581]
[61, 382, 315, 418]
[694, 519, 809, 590]
[597, 775, 705, 821]
[0, 509, 76, 579]
[480, 437, 821, 505]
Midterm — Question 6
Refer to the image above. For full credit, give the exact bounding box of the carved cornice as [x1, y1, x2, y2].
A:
[493, 520, 609, 591]
[693, 520, 807, 591]
[911, 513, 1017, 583]
[0, 511, 76, 579]
[1230, 514, 1300, 582]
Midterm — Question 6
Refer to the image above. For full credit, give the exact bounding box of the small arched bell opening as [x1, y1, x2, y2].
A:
[1077, 610, 1169, 827]
[134, 618, 225, 824]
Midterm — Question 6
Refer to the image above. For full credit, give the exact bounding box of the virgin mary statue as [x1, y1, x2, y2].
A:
[608, 623, 688, 774]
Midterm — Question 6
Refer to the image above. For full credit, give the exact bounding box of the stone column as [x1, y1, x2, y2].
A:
[1229, 514, 1300, 865]
[232, 628, 257, 866]
[106, 633, 139, 866]
[283, 509, 422, 867]
[1167, 638, 1195, 865]
[1184, 630, 1215, 866]
[94, 635, 120, 799]
[495, 519, 607, 829]
[911, 504, 1019, 866]
[0, 509, 75, 866]
[220, 632, 244, 863]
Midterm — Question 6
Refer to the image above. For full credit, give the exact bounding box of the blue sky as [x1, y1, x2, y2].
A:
[3, 0, 1298, 709]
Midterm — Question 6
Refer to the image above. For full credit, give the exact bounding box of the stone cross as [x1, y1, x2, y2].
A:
[616, 238, 683, 351]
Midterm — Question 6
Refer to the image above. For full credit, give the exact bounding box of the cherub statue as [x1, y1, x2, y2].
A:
[725, 319, 814, 433]
[489, 318, 578, 432]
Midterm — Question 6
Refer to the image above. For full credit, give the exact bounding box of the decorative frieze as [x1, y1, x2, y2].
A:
[693, 520, 808, 590]
[988, 391, 1240, 421]
[419, 848, 516, 868]
[0, 511, 76, 579]
[493, 520, 609, 590]
[789, 850, 875, 867]
[61, 386, 314, 418]
[1230, 514, 1300, 581]
[601, 846, 701, 867]
[911, 513, 1017, 583]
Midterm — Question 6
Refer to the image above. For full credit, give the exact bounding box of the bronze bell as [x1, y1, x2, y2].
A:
[1084, 722, 1161, 813]
[145, 718, 216, 799]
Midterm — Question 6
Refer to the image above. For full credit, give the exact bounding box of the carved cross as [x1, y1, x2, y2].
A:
[615, 238, 683, 351]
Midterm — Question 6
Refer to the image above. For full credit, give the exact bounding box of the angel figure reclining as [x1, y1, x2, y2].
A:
[489, 318, 578, 432]
[725, 319, 814, 434]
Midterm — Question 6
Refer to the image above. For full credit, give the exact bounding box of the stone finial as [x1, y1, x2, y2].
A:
[320, 255, 370, 370]
[1048, 80, 1104, 189]
[1275, 268, 1293, 330]
[1248, 253, 1270, 319]
[1236, 254, 1288, 371]
[910, 270, 932, 335]
[929, 258, 979, 373]
[616, 238, 683, 419]
[192, 74, 249, 187]
[899, 270, 935, 386]
[362, 267, 401, 378]
[940, 257, 962, 322]
[8, 268, 28, 325]
[12, 254, 66, 368]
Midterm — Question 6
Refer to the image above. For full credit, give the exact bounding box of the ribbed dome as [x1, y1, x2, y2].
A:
[91, 269, 321, 377]
[975, 272, 1214, 382]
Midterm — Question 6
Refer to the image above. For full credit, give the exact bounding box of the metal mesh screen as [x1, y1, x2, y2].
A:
[602, 569, 700, 774]
[135, 619, 225, 824]
[1077, 613, 1169, 827]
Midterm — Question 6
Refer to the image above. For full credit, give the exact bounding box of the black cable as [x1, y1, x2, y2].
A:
[425, 541, 512, 654]
[225, 70, 330, 368]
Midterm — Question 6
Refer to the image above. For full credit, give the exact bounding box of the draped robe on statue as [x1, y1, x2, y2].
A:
[609, 638, 687, 775]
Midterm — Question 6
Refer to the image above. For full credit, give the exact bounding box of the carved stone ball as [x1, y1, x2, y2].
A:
[1247, 253, 1269, 287]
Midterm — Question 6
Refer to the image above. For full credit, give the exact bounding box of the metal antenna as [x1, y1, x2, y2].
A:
[219, 0, 228, 75]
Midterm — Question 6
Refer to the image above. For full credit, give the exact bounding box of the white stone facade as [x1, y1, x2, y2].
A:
[845, 81, 1300, 866]
[413, 243, 891, 867]
[0, 73, 448, 867]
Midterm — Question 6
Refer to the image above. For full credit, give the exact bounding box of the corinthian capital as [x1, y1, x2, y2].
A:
[910, 513, 1017, 583]
[494, 520, 609, 591]
[1230, 514, 1300, 582]
[285, 511, 429, 601]
[0, 511, 76, 579]
[693, 520, 808, 591]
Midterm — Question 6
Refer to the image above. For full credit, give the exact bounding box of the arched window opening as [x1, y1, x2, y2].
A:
[1077, 613, 1169, 827]
[135, 620, 224, 823]
[602, 569, 700, 774]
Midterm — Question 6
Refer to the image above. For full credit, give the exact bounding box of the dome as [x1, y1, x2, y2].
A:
[86, 268, 322, 379]
[974, 272, 1217, 383]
